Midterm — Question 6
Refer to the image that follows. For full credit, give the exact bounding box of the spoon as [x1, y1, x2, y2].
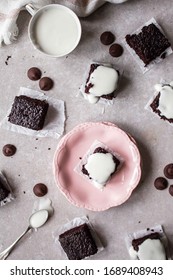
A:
[0, 209, 49, 260]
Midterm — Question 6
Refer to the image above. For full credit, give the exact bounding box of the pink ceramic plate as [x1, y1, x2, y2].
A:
[53, 122, 141, 211]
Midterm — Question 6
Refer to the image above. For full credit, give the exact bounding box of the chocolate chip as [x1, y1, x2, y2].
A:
[39, 77, 54, 91]
[154, 177, 168, 190]
[109, 43, 123, 57]
[100, 31, 115, 45]
[33, 183, 48, 197]
[27, 67, 42, 81]
[2, 144, 16, 157]
[164, 163, 173, 179]
[169, 185, 173, 196]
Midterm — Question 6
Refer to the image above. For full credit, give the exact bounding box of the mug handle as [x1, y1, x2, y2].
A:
[25, 3, 38, 16]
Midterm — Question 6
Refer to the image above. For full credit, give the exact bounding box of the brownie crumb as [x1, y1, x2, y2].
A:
[5, 55, 12, 65]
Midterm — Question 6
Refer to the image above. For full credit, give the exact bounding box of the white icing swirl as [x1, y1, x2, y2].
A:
[86, 65, 118, 104]
[129, 238, 166, 260]
[85, 152, 116, 189]
[156, 83, 173, 119]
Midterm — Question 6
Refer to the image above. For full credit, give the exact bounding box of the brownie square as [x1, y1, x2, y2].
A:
[83, 63, 119, 103]
[0, 178, 10, 202]
[131, 232, 167, 260]
[126, 23, 171, 66]
[149, 83, 173, 123]
[59, 223, 98, 260]
[132, 232, 160, 251]
[82, 147, 120, 177]
[8, 95, 49, 130]
[149, 92, 173, 122]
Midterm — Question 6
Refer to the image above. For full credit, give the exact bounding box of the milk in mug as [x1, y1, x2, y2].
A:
[31, 6, 81, 57]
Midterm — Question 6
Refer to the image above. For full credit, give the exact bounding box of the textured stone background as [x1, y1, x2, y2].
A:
[0, 0, 173, 259]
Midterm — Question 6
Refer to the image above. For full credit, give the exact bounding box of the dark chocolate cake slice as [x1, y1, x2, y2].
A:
[82, 147, 120, 177]
[150, 84, 173, 123]
[8, 95, 49, 130]
[85, 64, 117, 100]
[132, 232, 160, 252]
[0, 177, 10, 202]
[59, 223, 98, 260]
[126, 23, 171, 66]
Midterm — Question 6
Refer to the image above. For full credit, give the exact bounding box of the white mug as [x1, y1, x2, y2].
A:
[26, 4, 82, 58]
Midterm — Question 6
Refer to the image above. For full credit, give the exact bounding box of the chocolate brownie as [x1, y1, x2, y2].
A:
[59, 223, 98, 260]
[85, 64, 118, 100]
[82, 147, 120, 177]
[8, 95, 49, 130]
[126, 23, 171, 66]
[0, 178, 10, 202]
[150, 92, 173, 123]
[132, 232, 160, 251]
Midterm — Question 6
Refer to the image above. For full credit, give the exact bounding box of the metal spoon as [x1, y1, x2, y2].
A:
[0, 209, 49, 260]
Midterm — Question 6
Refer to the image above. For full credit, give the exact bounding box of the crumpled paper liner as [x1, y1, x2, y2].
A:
[123, 18, 173, 74]
[0, 87, 65, 139]
[53, 216, 104, 259]
[126, 224, 171, 260]
[0, 171, 15, 207]
[74, 139, 124, 189]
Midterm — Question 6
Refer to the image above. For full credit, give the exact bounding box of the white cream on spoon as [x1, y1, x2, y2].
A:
[29, 209, 49, 229]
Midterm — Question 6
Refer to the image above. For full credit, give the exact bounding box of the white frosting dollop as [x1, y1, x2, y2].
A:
[129, 238, 166, 260]
[85, 152, 116, 190]
[86, 65, 118, 104]
[155, 83, 173, 119]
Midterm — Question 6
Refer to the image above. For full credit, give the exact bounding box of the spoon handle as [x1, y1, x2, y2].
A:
[0, 226, 31, 260]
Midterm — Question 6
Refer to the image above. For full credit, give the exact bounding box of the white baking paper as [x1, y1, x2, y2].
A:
[0, 87, 66, 139]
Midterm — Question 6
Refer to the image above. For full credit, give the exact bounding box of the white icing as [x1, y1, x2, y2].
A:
[129, 239, 166, 260]
[129, 246, 138, 259]
[34, 7, 80, 56]
[157, 85, 173, 119]
[87, 95, 99, 104]
[29, 209, 48, 228]
[154, 83, 163, 92]
[86, 65, 118, 104]
[34, 197, 54, 216]
[85, 152, 116, 189]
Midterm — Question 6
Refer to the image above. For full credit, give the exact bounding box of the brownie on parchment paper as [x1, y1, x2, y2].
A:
[125, 23, 171, 66]
[8, 95, 49, 130]
[59, 223, 98, 260]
